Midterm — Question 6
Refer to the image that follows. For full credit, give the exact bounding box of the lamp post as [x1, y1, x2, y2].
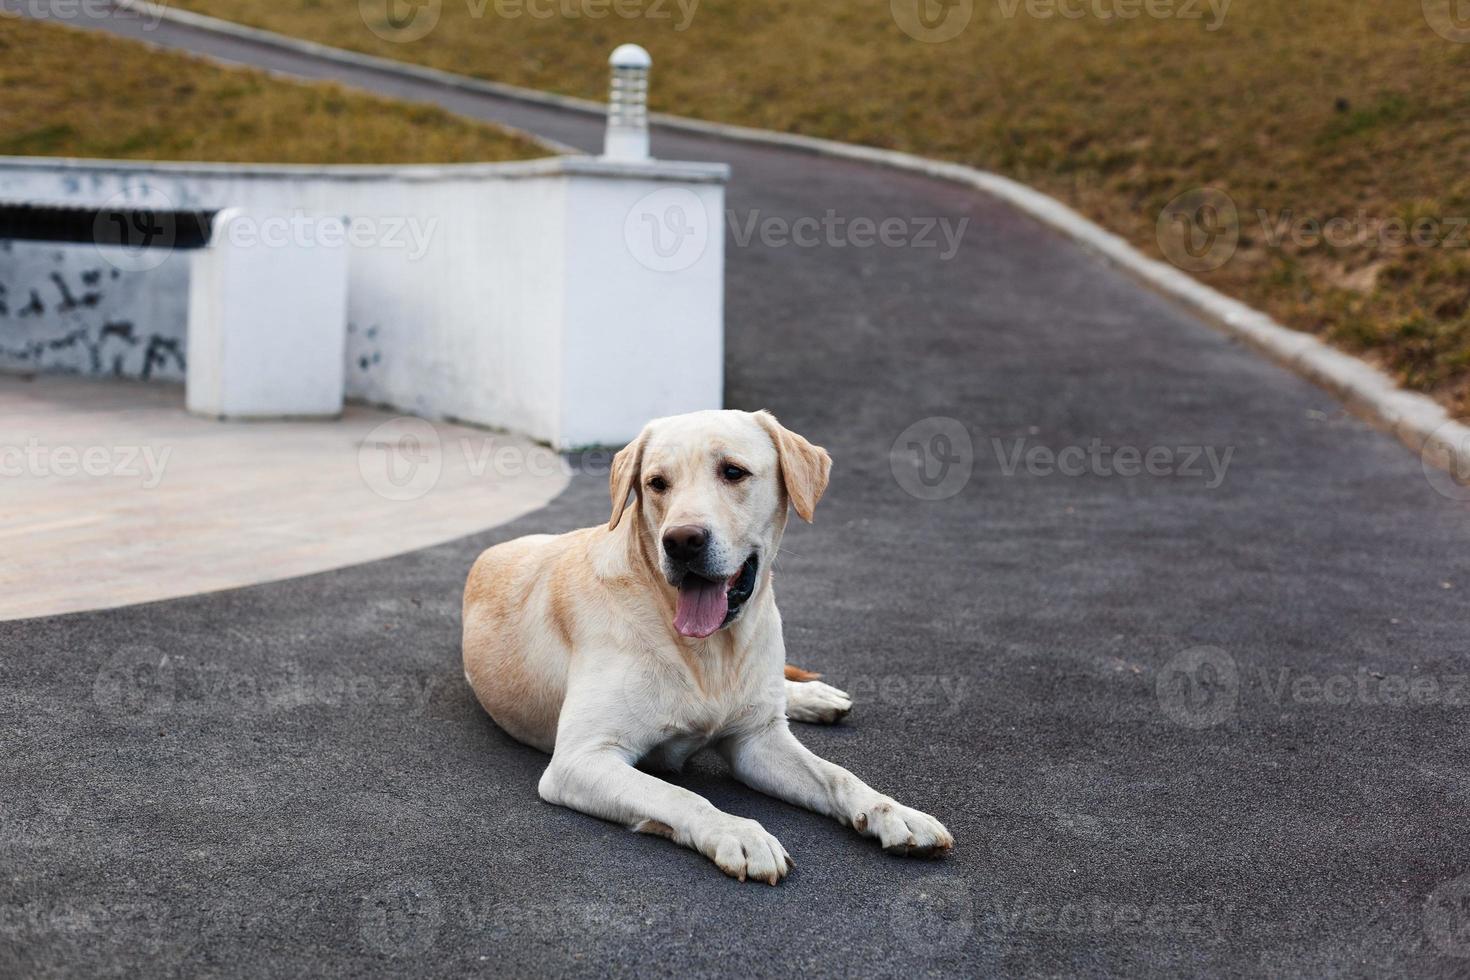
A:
[604, 44, 652, 161]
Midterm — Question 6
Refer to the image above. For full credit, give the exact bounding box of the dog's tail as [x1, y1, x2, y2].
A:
[784, 664, 822, 683]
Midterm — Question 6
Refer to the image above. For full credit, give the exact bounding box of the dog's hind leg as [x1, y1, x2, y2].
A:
[785, 671, 852, 724]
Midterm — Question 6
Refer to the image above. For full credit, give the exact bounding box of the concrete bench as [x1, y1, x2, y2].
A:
[0, 200, 348, 419]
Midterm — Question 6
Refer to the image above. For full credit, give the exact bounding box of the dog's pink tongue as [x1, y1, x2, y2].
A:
[674, 577, 728, 639]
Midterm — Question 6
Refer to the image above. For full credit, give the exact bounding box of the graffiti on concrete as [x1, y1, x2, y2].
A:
[0, 240, 188, 380]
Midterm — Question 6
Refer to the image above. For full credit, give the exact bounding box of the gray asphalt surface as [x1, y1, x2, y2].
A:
[8, 8, 1470, 978]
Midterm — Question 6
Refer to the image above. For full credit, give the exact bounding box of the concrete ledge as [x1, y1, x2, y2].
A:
[0, 152, 728, 185]
[1, 153, 728, 447]
[110, 0, 1470, 480]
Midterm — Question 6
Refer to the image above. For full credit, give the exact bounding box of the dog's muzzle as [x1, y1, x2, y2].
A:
[669, 553, 759, 639]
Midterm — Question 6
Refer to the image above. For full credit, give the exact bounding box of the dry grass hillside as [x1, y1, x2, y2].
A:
[0, 17, 549, 164]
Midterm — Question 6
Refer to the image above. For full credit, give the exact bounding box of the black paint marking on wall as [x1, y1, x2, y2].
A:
[349, 321, 383, 373]
[141, 336, 184, 380]
[0, 319, 183, 378]
[18, 290, 44, 317]
[100, 321, 136, 345]
[50, 271, 99, 312]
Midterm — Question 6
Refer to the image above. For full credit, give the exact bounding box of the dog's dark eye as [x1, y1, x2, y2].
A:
[648, 476, 669, 493]
[721, 464, 749, 483]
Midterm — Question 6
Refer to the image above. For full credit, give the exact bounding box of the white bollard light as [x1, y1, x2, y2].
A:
[604, 43, 652, 161]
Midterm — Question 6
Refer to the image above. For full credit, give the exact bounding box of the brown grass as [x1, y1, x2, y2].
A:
[0, 16, 549, 164]
[171, 0, 1470, 412]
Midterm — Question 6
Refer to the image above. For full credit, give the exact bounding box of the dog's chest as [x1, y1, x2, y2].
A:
[641, 733, 712, 772]
[639, 684, 768, 771]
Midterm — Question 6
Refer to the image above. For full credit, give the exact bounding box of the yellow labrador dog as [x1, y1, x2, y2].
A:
[462, 409, 952, 883]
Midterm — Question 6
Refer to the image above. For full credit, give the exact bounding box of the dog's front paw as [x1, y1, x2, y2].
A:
[698, 816, 792, 885]
[785, 680, 852, 724]
[853, 799, 953, 857]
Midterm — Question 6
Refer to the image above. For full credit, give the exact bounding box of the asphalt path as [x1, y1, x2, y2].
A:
[7, 7, 1470, 977]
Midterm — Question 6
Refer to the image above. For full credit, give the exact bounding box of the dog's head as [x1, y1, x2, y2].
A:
[608, 409, 831, 639]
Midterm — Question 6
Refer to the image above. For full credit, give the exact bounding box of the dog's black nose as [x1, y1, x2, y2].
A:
[662, 525, 708, 563]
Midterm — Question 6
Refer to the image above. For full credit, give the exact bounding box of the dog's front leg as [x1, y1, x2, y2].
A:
[539, 743, 792, 884]
[722, 721, 954, 856]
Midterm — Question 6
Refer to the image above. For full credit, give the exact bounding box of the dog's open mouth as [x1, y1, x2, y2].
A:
[673, 554, 758, 639]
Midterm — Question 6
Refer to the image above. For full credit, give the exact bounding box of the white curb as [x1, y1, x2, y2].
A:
[107, 0, 1470, 484]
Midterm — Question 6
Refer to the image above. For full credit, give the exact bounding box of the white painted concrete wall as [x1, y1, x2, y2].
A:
[0, 155, 728, 447]
[187, 208, 350, 419]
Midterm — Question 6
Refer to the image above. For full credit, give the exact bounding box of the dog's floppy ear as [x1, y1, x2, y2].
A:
[608, 428, 648, 530]
[755, 410, 832, 522]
